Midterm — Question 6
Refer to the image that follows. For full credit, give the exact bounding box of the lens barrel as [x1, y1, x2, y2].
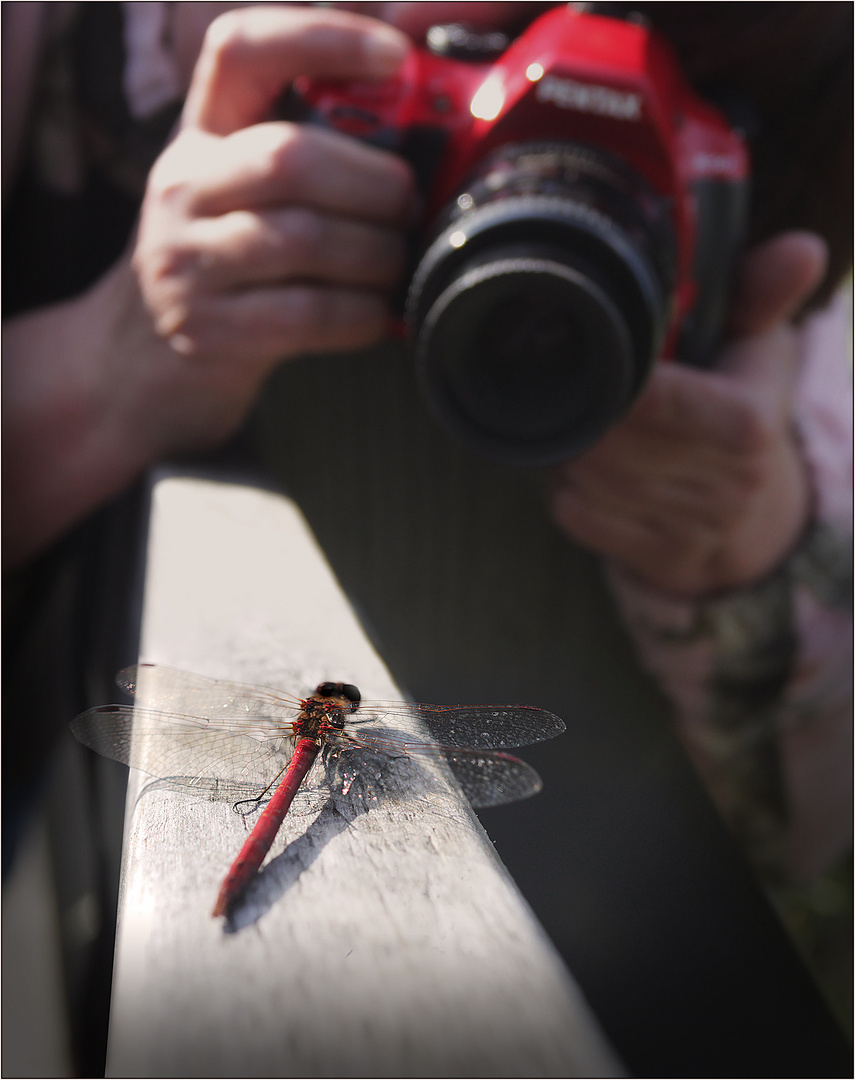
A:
[407, 144, 676, 465]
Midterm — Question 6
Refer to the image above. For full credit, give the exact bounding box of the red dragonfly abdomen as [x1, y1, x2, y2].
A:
[212, 737, 320, 917]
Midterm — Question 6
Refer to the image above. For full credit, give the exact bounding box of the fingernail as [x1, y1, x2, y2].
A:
[169, 333, 196, 356]
[364, 25, 410, 75]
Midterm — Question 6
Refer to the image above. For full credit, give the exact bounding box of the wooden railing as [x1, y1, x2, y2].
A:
[104, 475, 625, 1078]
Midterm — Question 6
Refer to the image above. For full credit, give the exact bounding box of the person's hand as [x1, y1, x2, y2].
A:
[124, 5, 416, 453]
[2, 6, 418, 568]
[546, 232, 829, 598]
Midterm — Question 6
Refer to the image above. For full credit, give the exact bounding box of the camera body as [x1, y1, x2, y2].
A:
[298, 6, 749, 465]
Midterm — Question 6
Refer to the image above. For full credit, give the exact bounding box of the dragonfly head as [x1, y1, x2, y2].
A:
[314, 682, 361, 714]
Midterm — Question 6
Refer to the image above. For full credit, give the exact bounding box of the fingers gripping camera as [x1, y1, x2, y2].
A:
[298, 6, 749, 465]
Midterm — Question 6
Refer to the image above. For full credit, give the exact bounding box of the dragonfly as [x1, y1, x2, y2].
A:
[71, 664, 565, 918]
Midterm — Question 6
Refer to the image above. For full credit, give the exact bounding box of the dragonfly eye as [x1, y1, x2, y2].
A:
[340, 684, 361, 707]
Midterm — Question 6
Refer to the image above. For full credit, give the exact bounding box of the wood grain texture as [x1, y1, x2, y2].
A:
[105, 476, 625, 1078]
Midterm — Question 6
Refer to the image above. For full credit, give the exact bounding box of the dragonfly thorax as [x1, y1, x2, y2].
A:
[297, 685, 361, 740]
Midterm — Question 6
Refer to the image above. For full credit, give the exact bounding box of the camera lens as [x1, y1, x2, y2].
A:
[407, 144, 676, 465]
[420, 254, 634, 453]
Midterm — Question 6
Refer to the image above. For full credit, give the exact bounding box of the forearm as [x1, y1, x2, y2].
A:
[2, 257, 170, 568]
[780, 566, 852, 878]
[607, 519, 852, 881]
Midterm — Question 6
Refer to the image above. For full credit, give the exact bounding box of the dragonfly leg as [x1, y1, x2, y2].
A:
[232, 795, 265, 817]
[230, 765, 288, 816]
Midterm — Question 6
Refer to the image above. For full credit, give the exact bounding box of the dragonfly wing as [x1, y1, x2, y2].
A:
[117, 664, 305, 720]
[134, 775, 272, 802]
[323, 735, 542, 809]
[70, 705, 295, 794]
[442, 750, 543, 808]
[354, 703, 565, 751]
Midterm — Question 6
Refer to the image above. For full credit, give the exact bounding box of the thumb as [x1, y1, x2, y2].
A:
[728, 231, 828, 336]
[183, 7, 410, 136]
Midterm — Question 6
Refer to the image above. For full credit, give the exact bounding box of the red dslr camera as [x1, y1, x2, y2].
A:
[298, 5, 749, 465]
